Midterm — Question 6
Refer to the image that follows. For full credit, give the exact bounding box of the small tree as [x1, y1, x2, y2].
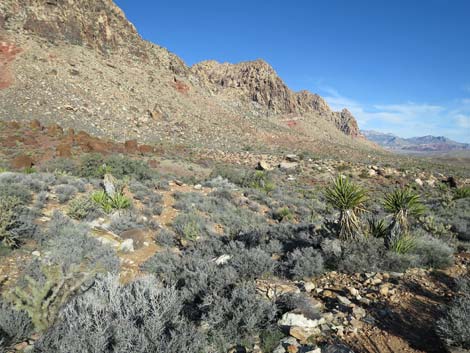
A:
[383, 187, 426, 248]
[324, 176, 368, 240]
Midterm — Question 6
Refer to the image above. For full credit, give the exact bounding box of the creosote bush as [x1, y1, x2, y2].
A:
[437, 277, 470, 349]
[34, 275, 205, 353]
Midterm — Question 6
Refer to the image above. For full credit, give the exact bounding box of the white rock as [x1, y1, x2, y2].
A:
[278, 312, 320, 328]
[32, 251, 41, 257]
[415, 178, 424, 186]
[97, 237, 120, 248]
[279, 162, 299, 170]
[194, 184, 203, 190]
[304, 282, 316, 293]
[211, 254, 231, 265]
[119, 239, 134, 253]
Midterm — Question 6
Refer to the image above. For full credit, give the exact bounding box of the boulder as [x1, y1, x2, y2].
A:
[285, 154, 299, 162]
[30, 119, 42, 130]
[257, 279, 300, 299]
[279, 162, 299, 170]
[56, 143, 72, 157]
[119, 239, 134, 253]
[257, 160, 273, 171]
[11, 154, 34, 169]
[139, 144, 154, 155]
[124, 139, 139, 154]
[103, 173, 117, 198]
[120, 228, 147, 250]
[278, 312, 321, 329]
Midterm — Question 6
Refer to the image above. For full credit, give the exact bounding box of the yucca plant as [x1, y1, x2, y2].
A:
[367, 218, 388, 238]
[91, 190, 131, 213]
[383, 187, 426, 247]
[324, 176, 368, 240]
[109, 192, 131, 210]
[389, 233, 416, 254]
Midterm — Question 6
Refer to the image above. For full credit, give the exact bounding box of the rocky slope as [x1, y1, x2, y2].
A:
[0, 0, 370, 154]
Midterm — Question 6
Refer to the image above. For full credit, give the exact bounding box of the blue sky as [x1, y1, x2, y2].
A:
[115, 0, 470, 142]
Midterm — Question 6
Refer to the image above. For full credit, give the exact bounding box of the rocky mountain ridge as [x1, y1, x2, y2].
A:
[0, 0, 368, 154]
[363, 130, 470, 153]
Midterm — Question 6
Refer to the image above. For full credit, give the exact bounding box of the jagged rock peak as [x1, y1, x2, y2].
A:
[0, 0, 146, 56]
[334, 108, 361, 138]
[193, 59, 301, 114]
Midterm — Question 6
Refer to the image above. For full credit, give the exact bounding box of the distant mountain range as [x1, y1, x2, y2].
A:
[362, 130, 470, 153]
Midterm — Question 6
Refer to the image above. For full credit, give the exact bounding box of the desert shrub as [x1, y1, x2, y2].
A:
[259, 328, 285, 353]
[285, 247, 324, 280]
[413, 235, 454, 269]
[210, 165, 249, 186]
[0, 178, 32, 204]
[324, 176, 368, 240]
[203, 281, 277, 351]
[204, 175, 238, 190]
[333, 238, 385, 273]
[227, 242, 276, 279]
[67, 196, 101, 220]
[44, 216, 119, 273]
[77, 153, 106, 178]
[7, 264, 96, 332]
[34, 275, 205, 353]
[41, 158, 78, 175]
[104, 155, 155, 181]
[172, 212, 208, 240]
[34, 191, 49, 210]
[453, 186, 470, 200]
[0, 196, 39, 247]
[54, 184, 78, 203]
[437, 278, 470, 349]
[267, 223, 319, 253]
[109, 211, 146, 234]
[276, 293, 321, 320]
[0, 300, 33, 350]
[272, 206, 294, 222]
[142, 250, 238, 304]
[154, 228, 176, 247]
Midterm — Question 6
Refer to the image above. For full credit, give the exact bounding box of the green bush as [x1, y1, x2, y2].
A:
[67, 196, 100, 220]
[437, 277, 470, 349]
[0, 196, 22, 247]
[453, 186, 470, 200]
[172, 212, 207, 241]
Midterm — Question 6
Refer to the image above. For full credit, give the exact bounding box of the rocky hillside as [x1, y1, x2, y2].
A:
[0, 0, 370, 154]
[363, 130, 470, 153]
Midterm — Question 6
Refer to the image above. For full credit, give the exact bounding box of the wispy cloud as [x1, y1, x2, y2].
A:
[317, 87, 470, 143]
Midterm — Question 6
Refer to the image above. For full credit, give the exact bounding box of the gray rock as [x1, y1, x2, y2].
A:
[322, 344, 355, 353]
[119, 238, 134, 253]
[279, 312, 321, 328]
[103, 173, 117, 198]
[279, 162, 299, 170]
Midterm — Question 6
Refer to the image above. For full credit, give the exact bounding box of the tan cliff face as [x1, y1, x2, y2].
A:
[0, 0, 369, 153]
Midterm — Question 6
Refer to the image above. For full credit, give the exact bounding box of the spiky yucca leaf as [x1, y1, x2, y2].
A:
[324, 176, 368, 240]
[367, 218, 388, 238]
[384, 187, 426, 232]
[389, 233, 416, 254]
